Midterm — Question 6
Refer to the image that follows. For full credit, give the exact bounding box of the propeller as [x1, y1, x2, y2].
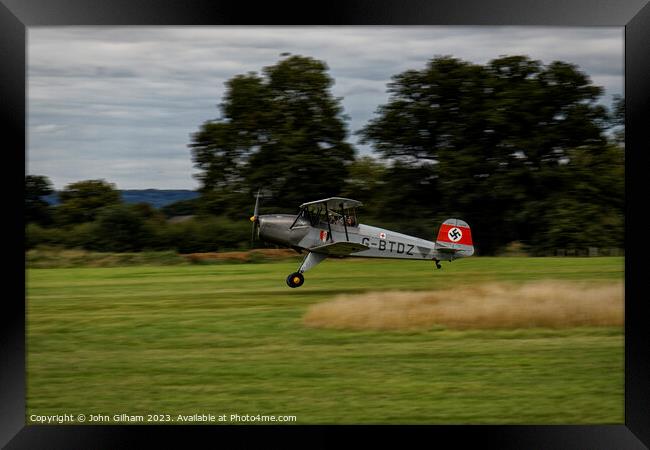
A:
[250, 189, 261, 247]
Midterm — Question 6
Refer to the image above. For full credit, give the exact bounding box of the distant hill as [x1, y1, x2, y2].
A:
[43, 189, 199, 209]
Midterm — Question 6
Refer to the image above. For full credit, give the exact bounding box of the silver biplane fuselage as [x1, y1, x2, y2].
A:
[251, 197, 473, 288]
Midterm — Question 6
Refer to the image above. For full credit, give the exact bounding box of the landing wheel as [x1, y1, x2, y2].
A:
[286, 272, 305, 288]
[434, 259, 442, 269]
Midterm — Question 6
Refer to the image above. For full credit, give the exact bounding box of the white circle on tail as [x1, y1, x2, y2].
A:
[448, 227, 463, 242]
[379, 232, 386, 239]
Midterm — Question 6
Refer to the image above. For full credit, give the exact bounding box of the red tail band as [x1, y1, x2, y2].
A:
[437, 223, 473, 246]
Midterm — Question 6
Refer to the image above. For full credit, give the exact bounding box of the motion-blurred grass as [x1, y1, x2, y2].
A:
[27, 257, 624, 424]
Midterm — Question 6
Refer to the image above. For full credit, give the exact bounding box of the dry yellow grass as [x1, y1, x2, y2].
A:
[303, 281, 623, 330]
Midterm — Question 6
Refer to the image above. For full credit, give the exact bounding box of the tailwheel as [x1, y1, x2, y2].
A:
[286, 272, 305, 288]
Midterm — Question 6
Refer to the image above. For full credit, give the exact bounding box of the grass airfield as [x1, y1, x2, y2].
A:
[26, 257, 624, 424]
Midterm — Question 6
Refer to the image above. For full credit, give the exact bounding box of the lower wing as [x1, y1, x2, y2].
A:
[310, 241, 370, 256]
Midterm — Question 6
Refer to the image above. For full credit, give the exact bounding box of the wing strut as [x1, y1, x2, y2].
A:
[289, 207, 303, 230]
[340, 203, 349, 241]
[324, 202, 334, 242]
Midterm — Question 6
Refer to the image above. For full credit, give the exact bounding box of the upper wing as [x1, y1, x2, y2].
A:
[309, 241, 369, 256]
[300, 197, 363, 210]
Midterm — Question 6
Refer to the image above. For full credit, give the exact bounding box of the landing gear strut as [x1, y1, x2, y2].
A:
[285, 252, 326, 288]
[286, 272, 305, 288]
[434, 259, 442, 269]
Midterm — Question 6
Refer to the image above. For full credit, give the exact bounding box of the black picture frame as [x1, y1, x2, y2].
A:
[3, 0, 648, 447]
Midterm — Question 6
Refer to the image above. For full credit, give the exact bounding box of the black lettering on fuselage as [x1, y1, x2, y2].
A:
[378, 240, 386, 251]
[389, 241, 396, 252]
[397, 243, 405, 254]
[406, 244, 415, 255]
[361, 237, 370, 246]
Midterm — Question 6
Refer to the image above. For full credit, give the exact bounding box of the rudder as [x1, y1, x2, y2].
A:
[435, 218, 474, 258]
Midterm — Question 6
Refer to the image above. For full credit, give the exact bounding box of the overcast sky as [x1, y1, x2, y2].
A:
[27, 26, 623, 190]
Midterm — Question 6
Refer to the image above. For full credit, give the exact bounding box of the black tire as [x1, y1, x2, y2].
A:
[286, 272, 304, 288]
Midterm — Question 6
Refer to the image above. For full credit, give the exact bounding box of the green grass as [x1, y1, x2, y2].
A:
[26, 257, 624, 424]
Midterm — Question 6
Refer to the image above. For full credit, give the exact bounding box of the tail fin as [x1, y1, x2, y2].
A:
[435, 219, 474, 258]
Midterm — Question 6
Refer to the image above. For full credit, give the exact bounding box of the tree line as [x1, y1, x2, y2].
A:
[26, 54, 624, 255]
[25, 178, 248, 253]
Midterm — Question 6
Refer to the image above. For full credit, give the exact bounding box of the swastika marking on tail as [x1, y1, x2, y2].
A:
[448, 227, 462, 242]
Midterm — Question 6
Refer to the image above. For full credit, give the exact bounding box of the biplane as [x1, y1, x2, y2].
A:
[250, 195, 474, 288]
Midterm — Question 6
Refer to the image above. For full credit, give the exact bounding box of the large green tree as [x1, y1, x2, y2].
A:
[190, 55, 355, 215]
[55, 179, 122, 226]
[25, 175, 54, 225]
[609, 95, 625, 145]
[94, 204, 147, 252]
[528, 143, 624, 254]
[359, 55, 618, 254]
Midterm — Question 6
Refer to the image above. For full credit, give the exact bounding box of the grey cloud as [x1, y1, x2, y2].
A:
[30, 65, 138, 78]
[28, 26, 623, 189]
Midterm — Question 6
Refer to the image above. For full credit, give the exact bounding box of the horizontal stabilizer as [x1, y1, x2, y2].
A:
[310, 241, 369, 256]
[435, 244, 461, 253]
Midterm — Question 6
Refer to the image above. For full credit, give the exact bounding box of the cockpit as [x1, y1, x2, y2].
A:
[327, 209, 358, 227]
[290, 197, 362, 230]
